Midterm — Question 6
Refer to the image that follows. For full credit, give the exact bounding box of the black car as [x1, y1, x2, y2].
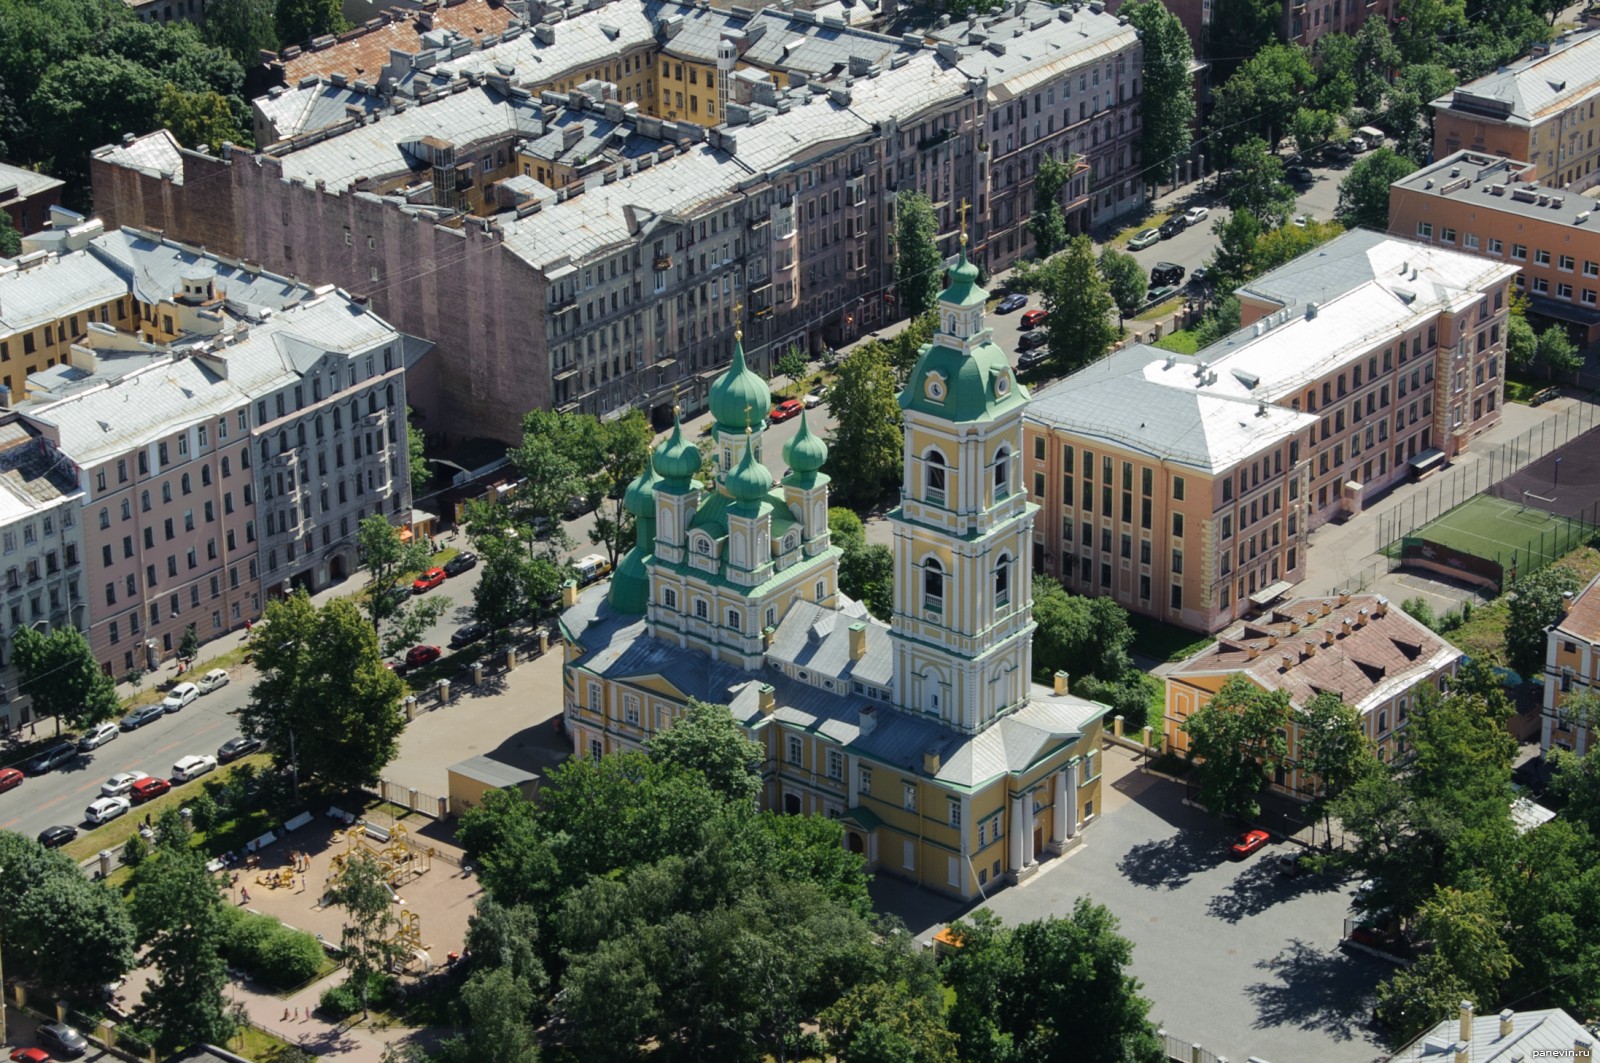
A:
[1321, 143, 1351, 163]
[1150, 261, 1185, 286]
[443, 551, 478, 577]
[451, 622, 489, 648]
[996, 293, 1029, 313]
[1017, 330, 1049, 352]
[38, 824, 78, 848]
[27, 742, 78, 774]
[39, 1021, 88, 1058]
[1287, 164, 1314, 183]
[1189, 266, 1211, 288]
[1017, 347, 1051, 371]
[1158, 215, 1187, 239]
[217, 735, 263, 763]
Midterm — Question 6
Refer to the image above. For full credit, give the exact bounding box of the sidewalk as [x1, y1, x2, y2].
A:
[228, 967, 447, 1063]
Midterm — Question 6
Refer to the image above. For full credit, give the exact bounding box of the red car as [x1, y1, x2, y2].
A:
[129, 776, 172, 803]
[11, 1049, 52, 1063]
[1230, 829, 1271, 857]
[412, 567, 447, 593]
[770, 398, 803, 422]
[1020, 309, 1048, 329]
[0, 767, 23, 794]
[404, 645, 442, 669]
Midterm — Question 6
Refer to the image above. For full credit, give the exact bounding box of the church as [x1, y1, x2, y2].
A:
[559, 236, 1107, 899]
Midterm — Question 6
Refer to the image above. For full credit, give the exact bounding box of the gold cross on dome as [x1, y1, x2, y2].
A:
[733, 300, 744, 342]
[959, 199, 969, 246]
[744, 401, 753, 432]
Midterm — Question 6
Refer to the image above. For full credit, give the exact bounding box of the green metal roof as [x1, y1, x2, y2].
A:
[899, 337, 1030, 423]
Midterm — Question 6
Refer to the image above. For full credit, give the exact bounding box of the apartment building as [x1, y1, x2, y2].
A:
[0, 228, 135, 399]
[1, 161, 64, 238]
[1542, 573, 1600, 756]
[1432, 28, 1600, 188]
[1164, 592, 1460, 796]
[0, 419, 86, 732]
[4, 227, 414, 677]
[1389, 150, 1600, 344]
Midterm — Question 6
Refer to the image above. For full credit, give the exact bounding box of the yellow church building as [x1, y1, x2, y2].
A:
[559, 237, 1106, 900]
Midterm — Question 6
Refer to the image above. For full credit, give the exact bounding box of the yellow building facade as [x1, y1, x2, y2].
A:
[561, 244, 1106, 899]
[1543, 574, 1600, 756]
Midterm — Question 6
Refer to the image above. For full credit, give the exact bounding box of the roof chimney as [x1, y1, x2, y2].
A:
[1281, 653, 1295, 671]
[1461, 1001, 1475, 1044]
[858, 704, 877, 736]
[1053, 670, 1069, 695]
[1338, 590, 1351, 606]
[1320, 600, 1333, 616]
[1576, 1037, 1594, 1060]
[1498, 1009, 1514, 1038]
[1341, 618, 1353, 636]
[1562, 590, 1575, 615]
[1374, 596, 1389, 617]
[1304, 639, 1317, 658]
[1246, 645, 1260, 659]
[1267, 634, 1278, 647]
[923, 747, 942, 774]
[759, 683, 775, 715]
[1454, 1042, 1470, 1063]
[848, 621, 867, 661]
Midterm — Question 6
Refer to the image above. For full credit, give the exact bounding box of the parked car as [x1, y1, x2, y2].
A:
[402, 645, 442, 670]
[1346, 135, 1368, 155]
[803, 387, 825, 409]
[1321, 143, 1351, 163]
[121, 704, 166, 731]
[1017, 330, 1050, 352]
[130, 776, 172, 803]
[573, 554, 612, 586]
[1158, 215, 1187, 239]
[1128, 227, 1161, 250]
[162, 682, 199, 713]
[442, 551, 478, 577]
[1018, 347, 1050, 370]
[84, 796, 131, 826]
[1287, 164, 1314, 183]
[11, 1045, 52, 1062]
[27, 743, 78, 774]
[1292, 214, 1311, 228]
[1146, 284, 1180, 305]
[1531, 386, 1561, 406]
[217, 736, 262, 763]
[172, 754, 218, 783]
[770, 397, 803, 422]
[38, 1022, 88, 1059]
[37, 824, 77, 848]
[196, 668, 230, 694]
[413, 567, 447, 593]
[77, 721, 119, 751]
[1150, 261, 1185, 287]
[996, 293, 1029, 313]
[0, 767, 23, 794]
[1182, 206, 1209, 224]
[1229, 829, 1271, 857]
[102, 771, 151, 797]
[451, 622, 489, 648]
[1189, 267, 1211, 287]
[1019, 308, 1048, 329]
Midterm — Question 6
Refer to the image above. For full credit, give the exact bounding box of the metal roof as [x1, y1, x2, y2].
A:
[1390, 149, 1600, 229]
[90, 130, 186, 186]
[254, 82, 388, 143]
[936, 0, 1141, 105]
[1392, 1008, 1593, 1062]
[1433, 26, 1600, 127]
[0, 251, 127, 336]
[0, 161, 64, 204]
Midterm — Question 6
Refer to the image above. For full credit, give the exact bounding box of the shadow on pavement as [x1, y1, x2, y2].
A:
[1206, 858, 1347, 924]
[1245, 937, 1387, 1046]
[1116, 829, 1221, 891]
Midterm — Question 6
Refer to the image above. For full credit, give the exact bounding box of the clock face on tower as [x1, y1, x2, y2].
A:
[924, 372, 947, 403]
[994, 370, 1011, 398]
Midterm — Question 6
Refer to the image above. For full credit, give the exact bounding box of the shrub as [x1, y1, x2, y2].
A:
[187, 791, 220, 832]
[257, 927, 325, 986]
[121, 834, 148, 870]
[318, 982, 359, 1019]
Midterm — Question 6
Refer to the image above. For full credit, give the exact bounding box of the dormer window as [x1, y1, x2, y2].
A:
[925, 450, 947, 506]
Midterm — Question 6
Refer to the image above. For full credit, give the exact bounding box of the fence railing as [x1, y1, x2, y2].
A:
[1160, 1028, 1234, 1063]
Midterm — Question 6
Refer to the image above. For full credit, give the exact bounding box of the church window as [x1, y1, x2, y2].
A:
[663, 588, 677, 609]
[995, 554, 1011, 606]
[925, 450, 947, 506]
[726, 608, 740, 629]
[993, 447, 1011, 500]
[695, 598, 709, 619]
[923, 558, 945, 613]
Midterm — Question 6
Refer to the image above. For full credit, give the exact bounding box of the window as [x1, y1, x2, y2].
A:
[787, 734, 804, 765]
[993, 447, 1010, 500]
[923, 558, 944, 613]
[995, 555, 1010, 606]
[623, 695, 640, 726]
[858, 765, 872, 793]
[948, 800, 961, 827]
[826, 749, 843, 780]
[1512, 243, 1527, 260]
[925, 450, 947, 505]
[1560, 254, 1575, 271]
[1535, 248, 1551, 266]
[903, 783, 917, 811]
[1489, 238, 1504, 255]
[1415, 222, 1432, 238]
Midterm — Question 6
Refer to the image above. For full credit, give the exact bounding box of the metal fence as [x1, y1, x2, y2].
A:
[1160, 1029, 1233, 1063]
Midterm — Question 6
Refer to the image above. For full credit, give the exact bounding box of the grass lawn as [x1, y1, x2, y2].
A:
[1151, 328, 1200, 355]
[1111, 212, 1170, 246]
[1441, 544, 1600, 665]
[1127, 613, 1216, 663]
[62, 753, 274, 862]
[229, 1025, 305, 1060]
[1134, 296, 1185, 322]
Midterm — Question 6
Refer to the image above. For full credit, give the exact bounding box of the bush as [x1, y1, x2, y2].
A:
[121, 834, 148, 869]
[220, 906, 325, 988]
[187, 790, 220, 832]
[318, 972, 399, 1018]
[318, 982, 360, 1019]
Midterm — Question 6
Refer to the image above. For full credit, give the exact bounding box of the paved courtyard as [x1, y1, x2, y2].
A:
[878, 746, 1392, 1063]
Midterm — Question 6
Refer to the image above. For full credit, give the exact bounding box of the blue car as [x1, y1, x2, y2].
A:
[996, 293, 1028, 313]
[120, 704, 166, 731]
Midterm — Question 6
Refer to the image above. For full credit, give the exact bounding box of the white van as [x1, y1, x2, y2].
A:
[573, 554, 613, 587]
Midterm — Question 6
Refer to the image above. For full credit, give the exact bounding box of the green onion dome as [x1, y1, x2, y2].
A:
[709, 333, 770, 433]
[623, 459, 661, 518]
[652, 410, 701, 484]
[726, 430, 773, 504]
[782, 409, 828, 477]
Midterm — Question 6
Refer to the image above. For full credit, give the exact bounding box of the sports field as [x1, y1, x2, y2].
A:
[1407, 493, 1594, 575]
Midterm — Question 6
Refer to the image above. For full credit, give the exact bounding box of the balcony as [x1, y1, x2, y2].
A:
[653, 255, 673, 271]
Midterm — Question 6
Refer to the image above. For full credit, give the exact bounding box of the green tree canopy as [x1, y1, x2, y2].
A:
[355, 514, 447, 654]
[0, 208, 19, 256]
[823, 343, 903, 508]
[1205, 0, 1285, 81]
[327, 849, 399, 1016]
[1335, 148, 1417, 231]
[1210, 45, 1315, 162]
[1252, 219, 1344, 274]
[407, 409, 430, 499]
[1124, 0, 1195, 178]
[1030, 576, 1135, 683]
[1536, 324, 1583, 378]
[12, 624, 121, 733]
[0, 832, 136, 998]
[275, 0, 348, 47]
[1029, 155, 1070, 258]
[1206, 210, 1262, 297]
[1041, 235, 1118, 372]
[1181, 674, 1291, 819]
[895, 190, 942, 319]
[1506, 565, 1581, 676]
[839, 542, 894, 621]
[244, 591, 408, 792]
[203, 0, 279, 62]
[1098, 247, 1148, 323]
[131, 845, 235, 1051]
[1225, 136, 1298, 229]
[646, 697, 763, 804]
[827, 507, 867, 554]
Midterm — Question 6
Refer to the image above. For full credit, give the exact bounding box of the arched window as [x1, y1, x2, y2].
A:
[924, 558, 944, 613]
[201, 465, 212, 487]
[386, 384, 395, 407]
[141, 490, 151, 512]
[98, 508, 110, 530]
[993, 447, 1010, 500]
[925, 450, 947, 506]
[161, 482, 172, 504]
[995, 553, 1011, 607]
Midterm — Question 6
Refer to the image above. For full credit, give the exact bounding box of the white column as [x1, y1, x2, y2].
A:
[1021, 792, 1037, 868]
[1049, 769, 1068, 846]
[1008, 794, 1024, 873]
[1064, 759, 1079, 839]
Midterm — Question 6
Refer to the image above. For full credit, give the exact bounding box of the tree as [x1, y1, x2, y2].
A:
[1252, 219, 1344, 274]
[1029, 155, 1070, 258]
[156, 83, 244, 153]
[1393, 0, 1467, 66]
[1098, 248, 1148, 325]
[1536, 325, 1583, 378]
[1383, 64, 1457, 162]
[1548, 724, 1600, 836]
[1375, 886, 1513, 1041]
[1181, 674, 1291, 819]
[440, 967, 541, 1063]
[202, 0, 278, 63]
[356, 514, 446, 653]
[407, 409, 430, 499]
[942, 905, 1165, 1063]
[1193, 295, 1243, 348]
[1225, 137, 1298, 230]
[327, 850, 399, 1017]
[1297, 692, 1374, 843]
[132, 845, 235, 1051]
[472, 534, 537, 636]
[275, 0, 347, 47]
[1506, 566, 1581, 676]
[1209, 45, 1315, 162]
[244, 591, 408, 792]
[1289, 107, 1340, 157]
[580, 411, 653, 568]
[775, 345, 809, 395]
[1400, 595, 1439, 631]
[1331, 147, 1420, 230]
[821, 979, 956, 1063]
[1507, 310, 1538, 371]
[1206, 211, 1262, 297]
[507, 409, 585, 558]
[178, 623, 200, 663]
[1124, 0, 1195, 180]
[894, 191, 942, 319]
[839, 543, 894, 621]
[1205, 0, 1287, 80]
[0, 834, 136, 1000]
[823, 344, 903, 508]
[1040, 235, 1118, 372]
[1030, 576, 1135, 683]
[647, 697, 763, 804]
[827, 507, 867, 555]
[1349, 17, 1402, 110]
[0, 207, 19, 256]
[12, 624, 120, 733]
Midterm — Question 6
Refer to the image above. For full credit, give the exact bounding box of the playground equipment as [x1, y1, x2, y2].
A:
[327, 821, 433, 889]
[384, 909, 433, 972]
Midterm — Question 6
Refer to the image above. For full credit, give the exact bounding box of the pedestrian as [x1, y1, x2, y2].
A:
[283, 1007, 290, 1021]
[241, 887, 250, 904]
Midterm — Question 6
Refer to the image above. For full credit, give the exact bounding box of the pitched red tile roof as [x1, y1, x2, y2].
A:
[279, 0, 518, 85]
